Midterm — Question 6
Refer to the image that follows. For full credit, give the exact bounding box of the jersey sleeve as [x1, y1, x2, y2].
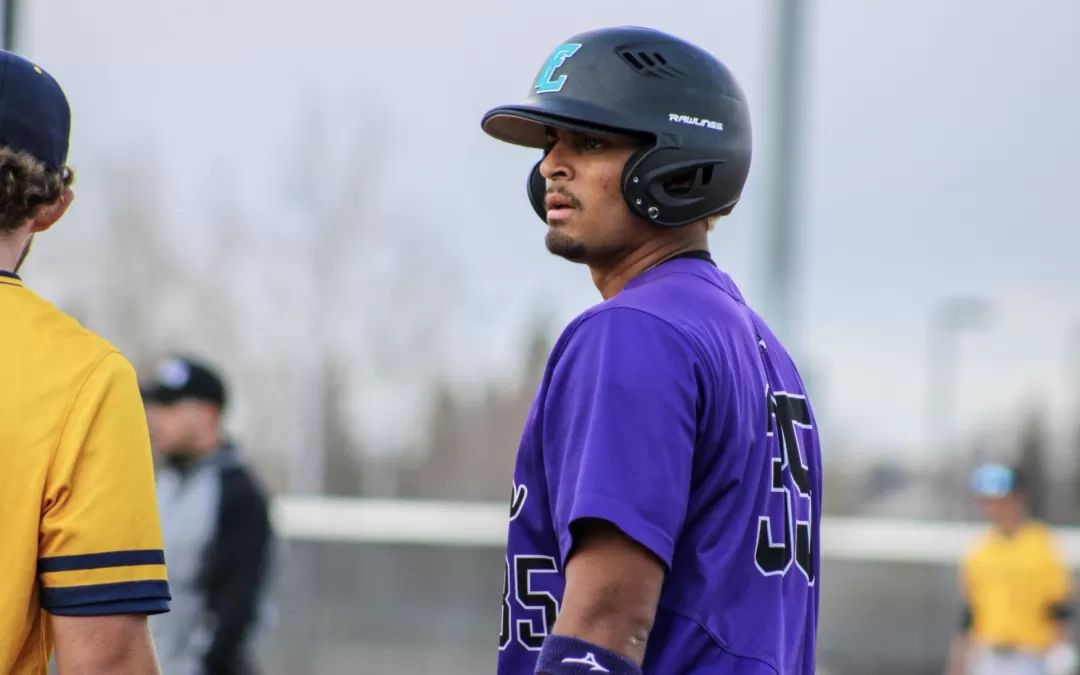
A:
[958, 555, 974, 632]
[37, 351, 171, 616]
[1043, 532, 1074, 619]
[202, 466, 275, 674]
[542, 308, 699, 569]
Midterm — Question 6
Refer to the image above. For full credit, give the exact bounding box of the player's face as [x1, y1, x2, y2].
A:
[979, 494, 1024, 528]
[538, 127, 648, 264]
[145, 400, 211, 456]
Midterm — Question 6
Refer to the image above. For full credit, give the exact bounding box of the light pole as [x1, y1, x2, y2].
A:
[925, 297, 994, 479]
[1066, 319, 1080, 522]
[1067, 319, 1080, 417]
[1, 0, 18, 52]
[760, 0, 809, 355]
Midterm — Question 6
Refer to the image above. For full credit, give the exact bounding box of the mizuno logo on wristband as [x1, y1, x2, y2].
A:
[561, 653, 610, 672]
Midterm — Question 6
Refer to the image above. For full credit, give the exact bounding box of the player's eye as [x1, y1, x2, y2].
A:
[581, 136, 608, 151]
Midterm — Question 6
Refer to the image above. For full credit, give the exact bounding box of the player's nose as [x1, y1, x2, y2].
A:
[538, 142, 572, 182]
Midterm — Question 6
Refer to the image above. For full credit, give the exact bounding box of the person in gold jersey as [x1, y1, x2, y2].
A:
[946, 464, 1077, 675]
[0, 49, 169, 675]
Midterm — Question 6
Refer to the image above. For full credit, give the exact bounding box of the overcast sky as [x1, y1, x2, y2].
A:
[15, 0, 1080, 462]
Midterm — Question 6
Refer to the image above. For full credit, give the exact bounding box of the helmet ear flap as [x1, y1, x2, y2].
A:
[527, 160, 547, 223]
[622, 143, 744, 228]
[620, 145, 654, 222]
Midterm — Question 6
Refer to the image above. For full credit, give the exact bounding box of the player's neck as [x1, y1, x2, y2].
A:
[589, 236, 709, 300]
[0, 236, 25, 275]
[199, 431, 224, 456]
[996, 515, 1027, 537]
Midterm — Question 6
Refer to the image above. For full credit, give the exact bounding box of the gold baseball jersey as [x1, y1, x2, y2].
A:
[961, 520, 1073, 652]
[0, 271, 170, 675]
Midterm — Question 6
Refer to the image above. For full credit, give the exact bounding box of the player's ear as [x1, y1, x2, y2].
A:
[29, 188, 74, 233]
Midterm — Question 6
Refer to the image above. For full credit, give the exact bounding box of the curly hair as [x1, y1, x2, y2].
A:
[0, 147, 74, 234]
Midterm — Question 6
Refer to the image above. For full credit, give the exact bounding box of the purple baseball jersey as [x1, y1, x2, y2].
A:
[498, 256, 821, 675]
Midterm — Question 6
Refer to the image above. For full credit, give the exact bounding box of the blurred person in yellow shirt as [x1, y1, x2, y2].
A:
[0, 50, 170, 674]
[946, 464, 1077, 675]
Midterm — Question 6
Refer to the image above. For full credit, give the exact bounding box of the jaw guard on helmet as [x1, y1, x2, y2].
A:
[482, 26, 752, 229]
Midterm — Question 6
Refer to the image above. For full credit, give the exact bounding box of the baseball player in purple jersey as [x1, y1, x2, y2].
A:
[480, 26, 823, 675]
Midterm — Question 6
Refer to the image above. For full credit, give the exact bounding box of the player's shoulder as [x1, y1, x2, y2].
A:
[966, 524, 1039, 561]
[218, 446, 271, 504]
[15, 285, 116, 348]
[570, 265, 741, 334]
[966, 529, 997, 559]
[1019, 520, 1060, 549]
[1022, 519, 1053, 536]
[561, 302, 698, 357]
[539, 305, 703, 384]
[614, 261, 746, 318]
[48, 313, 135, 386]
[14, 287, 137, 388]
[962, 531, 999, 574]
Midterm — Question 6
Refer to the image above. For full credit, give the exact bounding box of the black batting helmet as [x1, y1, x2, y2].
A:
[481, 26, 752, 228]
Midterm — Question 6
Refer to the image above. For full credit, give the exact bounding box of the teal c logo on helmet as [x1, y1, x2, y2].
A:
[534, 43, 582, 94]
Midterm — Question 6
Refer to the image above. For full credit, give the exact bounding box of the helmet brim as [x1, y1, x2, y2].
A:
[481, 101, 651, 149]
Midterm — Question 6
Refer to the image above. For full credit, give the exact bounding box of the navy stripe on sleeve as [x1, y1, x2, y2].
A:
[47, 597, 171, 616]
[38, 549, 166, 573]
[41, 580, 171, 615]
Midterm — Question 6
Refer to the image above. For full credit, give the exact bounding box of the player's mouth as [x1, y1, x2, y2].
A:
[545, 193, 577, 223]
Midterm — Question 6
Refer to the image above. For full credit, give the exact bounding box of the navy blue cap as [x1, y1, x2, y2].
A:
[0, 50, 70, 169]
[141, 356, 228, 410]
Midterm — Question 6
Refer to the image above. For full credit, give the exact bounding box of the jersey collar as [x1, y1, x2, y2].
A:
[624, 253, 745, 304]
[0, 269, 22, 287]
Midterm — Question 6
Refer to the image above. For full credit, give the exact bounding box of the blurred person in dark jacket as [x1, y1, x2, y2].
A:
[142, 355, 277, 675]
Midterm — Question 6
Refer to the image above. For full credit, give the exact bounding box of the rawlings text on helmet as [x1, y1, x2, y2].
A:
[668, 113, 724, 132]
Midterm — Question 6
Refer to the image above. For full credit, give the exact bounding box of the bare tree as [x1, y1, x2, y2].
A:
[1016, 405, 1049, 521]
[276, 90, 460, 495]
[92, 156, 182, 365]
[48, 87, 460, 496]
[1073, 423, 1080, 525]
[86, 151, 246, 368]
[321, 355, 365, 496]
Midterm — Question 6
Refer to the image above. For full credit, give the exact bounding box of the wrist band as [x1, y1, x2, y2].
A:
[536, 634, 644, 674]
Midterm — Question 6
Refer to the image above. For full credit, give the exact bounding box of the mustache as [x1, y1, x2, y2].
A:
[547, 186, 583, 209]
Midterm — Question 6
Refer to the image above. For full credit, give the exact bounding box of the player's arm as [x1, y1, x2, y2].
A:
[52, 615, 161, 675]
[1047, 535, 1075, 638]
[39, 351, 170, 674]
[200, 467, 274, 675]
[537, 308, 698, 675]
[551, 519, 665, 664]
[1043, 536, 1078, 675]
[944, 559, 975, 675]
[943, 606, 973, 675]
[1051, 590, 1074, 646]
